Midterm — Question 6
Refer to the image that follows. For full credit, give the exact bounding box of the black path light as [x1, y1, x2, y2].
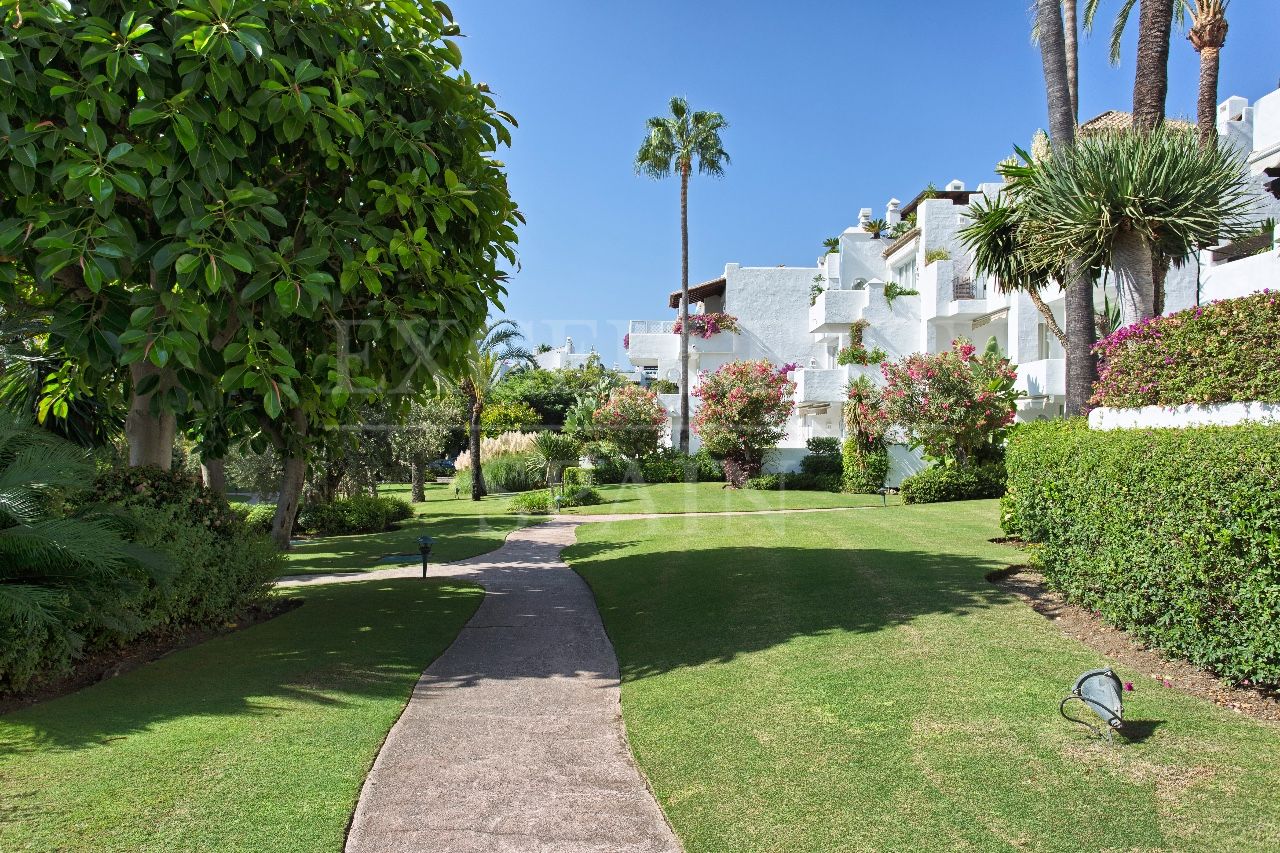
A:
[417, 535, 435, 579]
[1060, 668, 1125, 740]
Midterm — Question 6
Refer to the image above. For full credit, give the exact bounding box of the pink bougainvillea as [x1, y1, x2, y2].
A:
[692, 360, 796, 486]
[1090, 290, 1280, 408]
[672, 312, 741, 339]
[879, 338, 1020, 465]
[592, 384, 668, 460]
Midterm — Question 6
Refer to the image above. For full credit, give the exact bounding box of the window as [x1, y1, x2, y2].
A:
[893, 258, 917, 292]
[1037, 323, 1051, 360]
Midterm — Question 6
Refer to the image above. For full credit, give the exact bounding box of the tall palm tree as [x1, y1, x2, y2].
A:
[1031, 2, 1081, 123]
[1187, 1, 1230, 146]
[1035, 0, 1098, 415]
[454, 320, 534, 501]
[635, 97, 729, 454]
[1009, 127, 1252, 326]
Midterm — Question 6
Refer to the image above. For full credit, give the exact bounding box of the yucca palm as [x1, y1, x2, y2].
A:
[0, 414, 162, 679]
[635, 97, 730, 454]
[526, 431, 579, 495]
[454, 321, 534, 500]
[960, 193, 1069, 349]
[1007, 127, 1254, 325]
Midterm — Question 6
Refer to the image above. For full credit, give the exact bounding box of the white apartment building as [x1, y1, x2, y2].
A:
[624, 91, 1280, 482]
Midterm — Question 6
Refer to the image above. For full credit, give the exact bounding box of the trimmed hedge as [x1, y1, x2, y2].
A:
[1003, 420, 1280, 687]
[588, 448, 724, 485]
[898, 463, 1005, 504]
[745, 472, 841, 492]
[1091, 290, 1280, 408]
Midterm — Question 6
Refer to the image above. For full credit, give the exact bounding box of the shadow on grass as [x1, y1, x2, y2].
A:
[0, 580, 482, 754]
[283, 513, 526, 575]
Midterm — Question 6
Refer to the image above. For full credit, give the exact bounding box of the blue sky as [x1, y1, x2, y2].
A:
[457, 1, 1280, 365]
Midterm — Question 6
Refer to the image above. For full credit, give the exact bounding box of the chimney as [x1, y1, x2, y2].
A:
[946, 179, 965, 192]
[885, 199, 901, 227]
[858, 208, 872, 227]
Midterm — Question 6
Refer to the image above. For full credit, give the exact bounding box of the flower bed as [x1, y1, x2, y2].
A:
[672, 312, 740, 339]
[1091, 290, 1280, 408]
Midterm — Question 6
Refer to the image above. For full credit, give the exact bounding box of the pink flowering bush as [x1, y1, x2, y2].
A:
[1091, 291, 1280, 408]
[692, 360, 796, 486]
[880, 338, 1020, 465]
[592, 384, 668, 459]
[672, 312, 740, 339]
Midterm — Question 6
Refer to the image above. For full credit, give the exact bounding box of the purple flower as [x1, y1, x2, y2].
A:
[1123, 682, 1134, 692]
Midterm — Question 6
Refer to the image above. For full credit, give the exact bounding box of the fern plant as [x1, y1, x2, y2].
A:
[0, 414, 165, 690]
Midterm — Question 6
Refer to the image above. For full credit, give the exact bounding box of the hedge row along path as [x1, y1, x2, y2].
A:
[276, 508, 865, 853]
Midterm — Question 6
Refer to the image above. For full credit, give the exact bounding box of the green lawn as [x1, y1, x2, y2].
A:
[559, 481, 898, 515]
[283, 482, 536, 576]
[567, 500, 1280, 852]
[0, 580, 482, 852]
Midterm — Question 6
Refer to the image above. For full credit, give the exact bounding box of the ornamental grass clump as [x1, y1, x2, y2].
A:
[452, 431, 537, 471]
[1090, 290, 1280, 408]
[692, 360, 795, 486]
[672, 312, 740, 339]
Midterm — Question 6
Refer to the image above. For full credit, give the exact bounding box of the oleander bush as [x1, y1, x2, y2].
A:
[898, 463, 1006, 504]
[1003, 419, 1280, 687]
[1091, 291, 1280, 408]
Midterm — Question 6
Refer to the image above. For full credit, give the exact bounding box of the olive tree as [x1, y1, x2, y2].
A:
[0, 0, 520, 542]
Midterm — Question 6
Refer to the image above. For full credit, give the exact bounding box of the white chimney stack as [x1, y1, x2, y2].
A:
[858, 208, 872, 226]
[946, 179, 965, 192]
[885, 199, 901, 227]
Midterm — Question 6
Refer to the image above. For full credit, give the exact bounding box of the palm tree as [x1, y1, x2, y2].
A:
[454, 320, 534, 501]
[1009, 127, 1253, 326]
[1187, 1, 1230, 146]
[1035, 0, 1098, 415]
[1031, 2, 1082, 123]
[960, 192, 1069, 350]
[526, 431, 579, 496]
[635, 97, 729, 454]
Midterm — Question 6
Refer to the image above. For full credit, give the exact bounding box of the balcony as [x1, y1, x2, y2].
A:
[808, 288, 867, 334]
[1015, 358, 1066, 398]
[792, 367, 850, 408]
[625, 320, 679, 365]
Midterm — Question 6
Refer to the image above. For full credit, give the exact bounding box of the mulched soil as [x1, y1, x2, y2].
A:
[987, 562, 1280, 725]
[0, 598, 303, 716]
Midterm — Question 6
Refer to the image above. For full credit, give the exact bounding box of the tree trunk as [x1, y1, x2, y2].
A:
[1064, 263, 1098, 416]
[1195, 43, 1222, 147]
[1063, 0, 1080, 124]
[1028, 287, 1069, 350]
[1037, 0, 1077, 153]
[125, 361, 176, 469]
[410, 456, 426, 502]
[201, 457, 227, 494]
[678, 161, 691, 455]
[1132, 0, 1174, 133]
[271, 408, 309, 550]
[1152, 253, 1168, 316]
[469, 398, 486, 500]
[1113, 228, 1156, 325]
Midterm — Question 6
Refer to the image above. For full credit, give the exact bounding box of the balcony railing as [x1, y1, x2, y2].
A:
[952, 276, 987, 301]
[628, 319, 676, 335]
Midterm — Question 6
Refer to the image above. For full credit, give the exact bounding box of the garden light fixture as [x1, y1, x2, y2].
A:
[1060, 668, 1125, 740]
[417, 535, 435, 579]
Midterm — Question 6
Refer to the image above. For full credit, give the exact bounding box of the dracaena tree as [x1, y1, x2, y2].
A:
[0, 0, 520, 500]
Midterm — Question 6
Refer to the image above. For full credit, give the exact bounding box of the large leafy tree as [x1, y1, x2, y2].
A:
[454, 320, 533, 501]
[0, 0, 520, 477]
[635, 98, 729, 454]
[392, 395, 464, 502]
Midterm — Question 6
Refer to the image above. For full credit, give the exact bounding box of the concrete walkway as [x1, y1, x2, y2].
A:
[275, 508, 866, 852]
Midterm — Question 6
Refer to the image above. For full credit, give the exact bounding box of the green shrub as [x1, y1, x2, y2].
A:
[508, 489, 554, 515]
[1092, 291, 1280, 407]
[563, 466, 595, 488]
[648, 379, 679, 394]
[2, 465, 283, 694]
[1003, 420, 1280, 686]
[745, 471, 836, 491]
[899, 463, 1006, 504]
[842, 439, 889, 493]
[800, 437, 843, 478]
[296, 494, 412, 536]
[561, 486, 603, 507]
[480, 400, 542, 437]
[230, 502, 276, 534]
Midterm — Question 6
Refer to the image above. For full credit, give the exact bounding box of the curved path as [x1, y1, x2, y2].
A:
[275, 507, 867, 852]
